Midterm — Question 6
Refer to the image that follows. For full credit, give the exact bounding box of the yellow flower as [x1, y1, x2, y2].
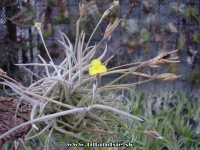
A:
[89, 59, 107, 75]
[34, 22, 42, 28]
[113, 0, 119, 6]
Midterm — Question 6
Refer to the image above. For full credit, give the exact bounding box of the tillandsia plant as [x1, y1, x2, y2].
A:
[0, 1, 181, 149]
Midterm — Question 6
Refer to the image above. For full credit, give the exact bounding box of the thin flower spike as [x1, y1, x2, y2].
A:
[113, 0, 119, 6]
[103, 18, 122, 39]
[34, 22, 42, 29]
[144, 130, 164, 139]
[89, 59, 107, 75]
[155, 73, 181, 81]
[79, 3, 85, 17]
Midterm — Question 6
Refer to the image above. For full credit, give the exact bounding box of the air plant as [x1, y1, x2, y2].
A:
[121, 18, 139, 36]
[169, 2, 185, 16]
[177, 32, 186, 50]
[164, 22, 178, 35]
[138, 28, 150, 52]
[6, 3, 35, 28]
[127, 91, 199, 149]
[0, 1, 181, 149]
[140, 28, 150, 43]
[54, 13, 69, 25]
[53, 0, 69, 25]
[141, 0, 155, 14]
[184, 5, 199, 22]
[145, 14, 159, 33]
[152, 28, 163, 44]
[192, 32, 200, 43]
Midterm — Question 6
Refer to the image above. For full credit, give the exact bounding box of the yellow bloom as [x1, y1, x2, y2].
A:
[89, 59, 107, 75]
[113, 0, 119, 6]
[34, 22, 42, 28]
